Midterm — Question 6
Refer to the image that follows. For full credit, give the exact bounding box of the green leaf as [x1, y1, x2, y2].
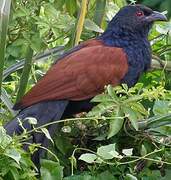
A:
[64, 174, 93, 180]
[84, 19, 104, 33]
[0, 126, 12, 148]
[30, 33, 46, 52]
[125, 174, 138, 180]
[79, 153, 97, 164]
[108, 108, 124, 138]
[87, 101, 115, 117]
[40, 159, 63, 180]
[130, 102, 147, 116]
[97, 171, 117, 180]
[153, 100, 170, 115]
[10, 167, 20, 180]
[97, 144, 122, 160]
[141, 144, 147, 156]
[41, 128, 54, 144]
[122, 148, 133, 156]
[91, 94, 111, 102]
[106, 85, 118, 99]
[65, 0, 77, 15]
[54, 135, 73, 155]
[5, 149, 21, 164]
[123, 107, 139, 131]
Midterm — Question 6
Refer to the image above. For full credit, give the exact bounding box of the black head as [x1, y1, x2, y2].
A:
[108, 4, 167, 35]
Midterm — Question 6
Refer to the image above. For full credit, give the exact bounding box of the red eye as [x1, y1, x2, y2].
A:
[136, 11, 144, 17]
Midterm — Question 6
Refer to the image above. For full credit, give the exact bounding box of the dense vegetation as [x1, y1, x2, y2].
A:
[0, 0, 171, 179]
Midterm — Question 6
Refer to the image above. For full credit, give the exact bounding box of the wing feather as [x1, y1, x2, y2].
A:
[14, 40, 128, 109]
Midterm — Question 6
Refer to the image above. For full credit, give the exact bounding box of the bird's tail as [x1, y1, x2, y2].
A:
[4, 100, 68, 167]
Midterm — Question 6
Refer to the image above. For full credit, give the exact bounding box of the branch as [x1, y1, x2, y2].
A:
[151, 55, 171, 72]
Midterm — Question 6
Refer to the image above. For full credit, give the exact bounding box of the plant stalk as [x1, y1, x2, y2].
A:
[15, 47, 34, 102]
[74, 0, 88, 45]
[0, 0, 11, 96]
[15, 7, 40, 103]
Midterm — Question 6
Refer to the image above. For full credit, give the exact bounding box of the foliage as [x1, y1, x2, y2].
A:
[0, 0, 171, 179]
[0, 126, 37, 179]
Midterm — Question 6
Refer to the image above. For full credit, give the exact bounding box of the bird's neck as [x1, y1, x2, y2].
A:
[98, 26, 150, 47]
[98, 27, 152, 87]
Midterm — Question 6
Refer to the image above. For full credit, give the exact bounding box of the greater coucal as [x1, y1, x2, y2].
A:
[5, 4, 167, 167]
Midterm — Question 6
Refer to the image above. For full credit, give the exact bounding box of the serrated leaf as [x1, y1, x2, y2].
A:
[79, 153, 97, 164]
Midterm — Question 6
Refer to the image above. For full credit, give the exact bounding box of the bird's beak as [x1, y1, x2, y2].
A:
[147, 11, 167, 22]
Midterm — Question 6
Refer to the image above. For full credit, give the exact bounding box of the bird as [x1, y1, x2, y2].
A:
[4, 4, 167, 168]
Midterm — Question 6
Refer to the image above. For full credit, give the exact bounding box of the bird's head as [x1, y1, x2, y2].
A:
[108, 4, 167, 36]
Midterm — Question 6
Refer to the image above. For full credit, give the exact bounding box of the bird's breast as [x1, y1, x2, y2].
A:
[121, 44, 151, 87]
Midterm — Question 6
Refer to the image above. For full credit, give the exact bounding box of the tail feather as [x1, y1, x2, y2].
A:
[4, 100, 68, 167]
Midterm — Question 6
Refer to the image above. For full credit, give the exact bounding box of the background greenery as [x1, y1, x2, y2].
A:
[0, 0, 171, 179]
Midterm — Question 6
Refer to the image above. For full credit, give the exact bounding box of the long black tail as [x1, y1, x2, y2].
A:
[4, 100, 68, 167]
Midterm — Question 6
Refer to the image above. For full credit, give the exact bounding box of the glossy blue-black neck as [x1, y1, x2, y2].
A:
[98, 23, 152, 87]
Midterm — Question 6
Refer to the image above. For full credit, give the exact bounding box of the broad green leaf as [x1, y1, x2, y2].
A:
[130, 102, 148, 116]
[91, 94, 112, 102]
[97, 144, 122, 160]
[87, 101, 115, 117]
[65, 0, 77, 15]
[156, 23, 171, 35]
[0, 126, 12, 148]
[123, 107, 139, 131]
[64, 174, 93, 180]
[122, 148, 133, 156]
[97, 171, 117, 180]
[106, 85, 119, 99]
[141, 144, 147, 156]
[10, 167, 20, 180]
[153, 100, 170, 115]
[54, 135, 73, 155]
[79, 153, 97, 164]
[5, 149, 21, 164]
[125, 174, 138, 180]
[40, 159, 63, 180]
[108, 108, 124, 138]
[84, 19, 104, 33]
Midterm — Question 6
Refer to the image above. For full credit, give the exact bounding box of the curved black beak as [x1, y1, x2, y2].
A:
[148, 11, 167, 22]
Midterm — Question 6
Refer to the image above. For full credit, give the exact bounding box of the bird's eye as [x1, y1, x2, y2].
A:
[136, 11, 144, 17]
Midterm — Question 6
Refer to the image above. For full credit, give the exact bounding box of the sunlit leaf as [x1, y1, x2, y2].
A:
[108, 108, 124, 138]
[97, 144, 122, 159]
[79, 153, 97, 163]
